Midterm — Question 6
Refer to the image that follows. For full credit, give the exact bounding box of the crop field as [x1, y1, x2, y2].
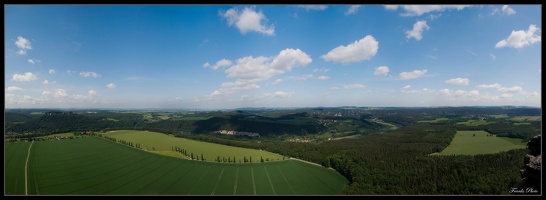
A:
[455, 120, 491, 126]
[5, 137, 348, 195]
[417, 117, 449, 123]
[511, 116, 542, 121]
[435, 131, 526, 156]
[102, 130, 284, 162]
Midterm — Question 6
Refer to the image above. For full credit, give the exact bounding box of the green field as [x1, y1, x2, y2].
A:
[417, 117, 449, 123]
[5, 137, 348, 195]
[102, 130, 285, 162]
[455, 120, 491, 126]
[435, 131, 527, 156]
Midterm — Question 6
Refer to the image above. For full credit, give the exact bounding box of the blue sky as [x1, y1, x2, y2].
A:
[4, 5, 542, 109]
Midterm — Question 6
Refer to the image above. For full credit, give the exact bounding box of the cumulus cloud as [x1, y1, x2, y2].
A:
[406, 20, 430, 41]
[476, 83, 502, 90]
[401, 85, 411, 90]
[401, 88, 435, 94]
[495, 24, 541, 49]
[445, 78, 470, 85]
[498, 86, 523, 93]
[42, 91, 51, 96]
[399, 69, 427, 80]
[384, 5, 472, 16]
[49, 69, 56, 74]
[317, 75, 330, 80]
[107, 83, 117, 89]
[54, 89, 69, 98]
[209, 48, 312, 98]
[263, 91, 293, 98]
[15, 36, 32, 55]
[493, 5, 516, 15]
[88, 90, 97, 96]
[345, 5, 362, 15]
[297, 5, 328, 11]
[12, 72, 37, 82]
[322, 35, 379, 63]
[28, 59, 38, 64]
[79, 71, 101, 78]
[501, 5, 516, 15]
[7, 86, 23, 92]
[374, 66, 390, 76]
[313, 68, 329, 73]
[206, 59, 233, 70]
[203, 62, 210, 68]
[221, 7, 275, 36]
[343, 84, 365, 89]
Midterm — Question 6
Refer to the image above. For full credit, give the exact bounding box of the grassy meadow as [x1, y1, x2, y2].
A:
[434, 131, 527, 156]
[102, 130, 285, 162]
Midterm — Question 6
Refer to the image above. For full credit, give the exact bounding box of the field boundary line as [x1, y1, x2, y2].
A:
[264, 166, 276, 195]
[211, 168, 225, 195]
[251, 167, 256, 195]
[25, 141, 34, 195]
[188, 166, 209, 194]
[233, 168, 239, 195]
[277, 166, 295, 195]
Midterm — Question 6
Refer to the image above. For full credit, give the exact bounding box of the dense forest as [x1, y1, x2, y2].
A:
[4, 106, 541, 194]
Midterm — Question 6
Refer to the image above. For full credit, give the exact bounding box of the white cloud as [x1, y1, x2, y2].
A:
[7, 86, 23, 92]
[385, 5, 472, 16]
[313, 68, 329, 73]
[399, 69, 427, 80]
[502, 5, 516, 15]
[222, 7, 275, 36]
[345, 5, 362, 15]
[322, 35, 379, 63]
[54, 89, 69, 98]
[28, 59, 39, 64]
[498, 86, 523, 93]
[42, 91, 51, 96]
[263, 91, 293, 98]
[374, 66, 390, 76]
[476, 83, 502, 90]
[66, 70, 77, 76]
[445, 78, 470, 85]
[49, 69, 56, 74]
[107, 83, 117, 89]
[499, 93, 513, 98]
[402, 88, 435, 94]
[406, 20, 429, 41]
[203, 62, 210, 68]
[495, 24, 541, 49]
[43, 80, 49, 84]
[295, 74, 314, 81]
[88, 90, 97, 96]
[343, 84, 365, 89]
[209, 59, 233, 70]
[12, 72, 37, 82]
[208, 48, 312, 99]
[401, 85, 411, 90]
[175, 97, 185, 101]
[297, 5, 328, 11]
[272, 78, 283, 84]
[15, 36, 32, 55]
[317, 75, 329, 80]
[79, 71, 101, 78]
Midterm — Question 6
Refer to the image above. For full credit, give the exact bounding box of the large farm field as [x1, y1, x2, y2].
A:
[5, 137, 348, 195]
[102, 130, 284, 162]
[434, 131, 527, 156]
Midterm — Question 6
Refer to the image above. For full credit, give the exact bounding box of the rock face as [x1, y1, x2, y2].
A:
[511, 134, 541, 195]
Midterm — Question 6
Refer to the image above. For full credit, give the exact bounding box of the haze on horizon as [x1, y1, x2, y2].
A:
[4, 5, 541, 110]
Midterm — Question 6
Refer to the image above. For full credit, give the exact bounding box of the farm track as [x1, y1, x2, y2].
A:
[25, 141, 34, 195]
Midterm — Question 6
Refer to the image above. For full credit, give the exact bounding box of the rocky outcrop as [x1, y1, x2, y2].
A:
[511, 134, 541, 195]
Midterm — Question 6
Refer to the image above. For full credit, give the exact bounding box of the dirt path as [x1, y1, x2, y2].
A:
[25, 141, 34, 195]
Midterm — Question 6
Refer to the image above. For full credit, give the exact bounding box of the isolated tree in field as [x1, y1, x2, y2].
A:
[217, 156, 220, 162]
[261, 156, 264, 163]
